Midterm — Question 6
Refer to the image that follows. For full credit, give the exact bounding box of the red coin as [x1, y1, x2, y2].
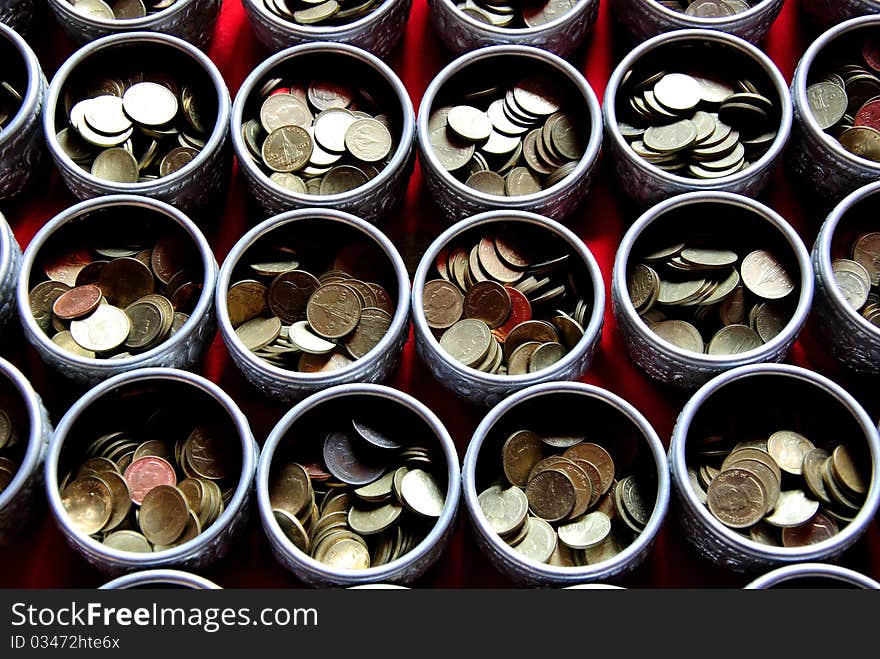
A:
[863, 34, 880, 73]
[124, 456, 177, 505]
[51, 284, 102, 320]
[855, 98, 880, 131]
[492, 286, 533, 343]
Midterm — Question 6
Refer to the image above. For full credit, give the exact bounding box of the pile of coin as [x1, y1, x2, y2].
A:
[617, 69, 779, 179]
[228, 239, 395, 373]
[478, 430, 652, 566]
[0, 405, 21, 495]
[64, 0, 181, 20]
[59, 419, 238, 552]
[655, 0, 753, 17]
[56, 69, 211, 183]
[261, 0, 386, 27]
[427, 74, 586, 195]
[423, 226, 590, 375]
[0, 79, 22, 132]
[270, 417, 446, 570]
[806, 34, 880, 162]
[454, 0, 578, 29]
[832, 231, 880, 325]
[627, 241, 796, 355]
[29, 232, 200, 359]
[241, 77, 396, 196]
[691, 431, 869, 546]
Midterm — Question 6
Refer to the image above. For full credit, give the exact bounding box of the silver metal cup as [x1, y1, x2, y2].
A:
[0, 357, 52, 545]
[0, 212, 22, 335]
[416, 45, 603, 224]
[745, 562, 880, 588]
[0, 22, 46, 201]
[45, 368, 258, 575]
[603, 29, 792, 209]
[241, 0, 412, 57]
[670, 363, 880, 573]
[43, 32, 231, 221]
[412, 210, 605, 408]
[790, 16, 880, 204]
[0, 0, 39, 36]
[17, 195, 218, 386]
[231, 42, 415, 225]
[216, 208, 410, 403]
[612, 191, 813, 390]
[462, 381, 670, 586]
[100, 569, 222, 588]
[427, 0, 599, 59]
[812, 180, 880, 374]
[801, 0, 880, 33]
[256, 383, 461, 587]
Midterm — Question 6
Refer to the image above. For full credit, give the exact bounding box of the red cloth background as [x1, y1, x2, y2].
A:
[1, 0, 878, 588]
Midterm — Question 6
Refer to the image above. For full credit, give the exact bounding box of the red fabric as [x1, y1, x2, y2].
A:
[1, 0, 878, 588]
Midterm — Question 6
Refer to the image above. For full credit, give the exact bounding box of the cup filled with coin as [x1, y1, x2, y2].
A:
[612, 191, 813, 390]
[745, 563, 880, 589]
[463, 381, 669, 585]
[0, 22, 46, 201]
[417, 45, 602, 223]
[232, 43, 414, 224]
[217, 208, 409, 402]
[791, 16, 880, 203]
[17, 195, 217, 386]
[610, 0, 785, 45]
[427, 0, 599, 58]
[47, 0, 221, 50]
[257, 384, 460, 586]
[812, 180, 880, 374]
[603, 29, 791, 208]
[412, 210, 604, 407]
[46, 368, 256, 573]
[100, 569, 222, 588]
[670, 363, 880, 573]
[44, 32, 231, 220]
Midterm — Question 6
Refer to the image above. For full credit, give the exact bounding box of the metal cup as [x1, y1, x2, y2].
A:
[231, 42, 415, 225]
[745, 562, 880, 588]
[603, 29, 792, 209]
[801, 0, 880, 33]
[0, 22, 46, 201]
[610, 0, 785, 45]
[462, 381, 670, 586]
[45, 368, 258, 575]
[0, 0, 39, 35]
[43, 31, 232, 221]
[47, 0, 221, 49]
[17, 195, 218, 386]
[417, 45, 603, 224]
[669, 363, 880, 573]
[216, 208, 410, 403]
[0, 357, 52, 545]
[812, 180, 880, 374]
[427, 0, 599, 59]
[241, 0, 412, 57]
[411, 210, 605, 408]
[790, 16, 880, 205]
[0, 212, 22, 335]
[100, 569, 222, 588]
[612, 191, 813, 390]
[257, 383, 461, 587]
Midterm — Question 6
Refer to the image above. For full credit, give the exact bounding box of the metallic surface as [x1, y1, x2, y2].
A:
[462, 381, 670, 585]
[801, 0, 880, 32]
[0, 213, 22, 335]
[412, 210, 604, 408]
[0, 0, 37, 35]
[100, 569, 222, 589]
[416, 45, 603, 224]
[745, 562, 880, 589]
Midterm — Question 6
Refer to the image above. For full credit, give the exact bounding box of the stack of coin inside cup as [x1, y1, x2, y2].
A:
[261, 0, 386, 27]
[228, 231, 395, 373]
[691, 431, 869, 546]
[655, 0, 753, 17]
[269, 415, 446, 570]
[616, 63, 780, 179]
[454, 0, 579, 29]
[627, 239, 797, 355]
[29, 225, 201, 360]
[427, 70, 588, 195]
[0, 78, 22, 132]
[478, 430, 653, 566]
[423, 223, 590, 375]
[831, 231, 880, 326]
[806, 31, 880, 163]
[241, 74, 398, 196]
[0, 401, 23, 496]
[64, 0, 181, 20]
[59, 408, 240, 553]
[56, 63, 214, 183]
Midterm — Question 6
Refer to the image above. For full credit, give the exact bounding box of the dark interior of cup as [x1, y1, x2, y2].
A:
[829, 191, 879, 263]
[0, 371, 30, 490]
[0, 33, 28, 128]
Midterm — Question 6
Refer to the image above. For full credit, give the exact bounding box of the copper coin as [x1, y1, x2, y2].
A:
[227, 280, 268, 327]
[268, 270, 320, 323]
[491, 287, 532, 343]
[463, 281, 511, 329]
[306, 283, 362, 339]
[52, 284, 102, 320]
[494, 230, 533, 269]
[478, 236, 522, 283]
[44, 247, 94, 287]
[562, 443, 614, 495]
[342, 307, 392, 358]
[98, 257, 155, 307]
[533, 459, 592, 519]
[151, 234, 195, 285]
[781, 512, 839, 547]
[423, 279, 464, 330]
[855, 98, 880, 131]
[503, 320, 558, 360]
[524, 469, 575, 522]
[706, 468, 766, 529]
[862, 33, 880, 73]
[298, 351, 354, 373]
[123, 456, 177, 505]
[502, 430, 544, 487]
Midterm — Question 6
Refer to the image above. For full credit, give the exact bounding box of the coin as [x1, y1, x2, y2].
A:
[557, 511, 612, 549]
[830, 445, 868, 496]
[123, 456, 176, 505]
[511, 516, 557, 563]
[61, 476, 113, 535]
[781, 512, 839, 547]
[502, 430, 544, 487]
[102, 530, 152, 553]
[767, 430, 815, 476]
[69, 304, 131, 353]
[139, 485, 189, 545]
[400, 469, 445, 517]
[765, 489, 820, 528]
[706, 468, 766, 528]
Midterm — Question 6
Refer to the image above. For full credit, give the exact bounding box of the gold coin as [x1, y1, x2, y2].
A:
[61, 477, 113, 535]
[400, 468, 445, 517]
[139, 485, 189, 546]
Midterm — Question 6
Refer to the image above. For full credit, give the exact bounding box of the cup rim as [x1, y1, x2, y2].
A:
[231, 41, 415, 206]
[43, 31, 231, 193]
[612, 190, 814, 366]
[643, 0, 781, 25]
[47, 0, 201, 28]
[603, 28, 793, 188]
[411, 209, 605, 386]
[670, 363, 880, 561]
[416, 44, 603, 207]
[744, 562, 880, 589]
[44, 367, 257, 566]
[16, 194, 218, 370]
[256, 383, 461, 583]
[215, 207, 410, 384]
[0, 212, 12, 285]
[462, 380, 670, 581]
[436, 0, 595, 36]
[99, 569, 222, 589]
[242, 0, 403, 37]
[0, 22, 43, 148]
